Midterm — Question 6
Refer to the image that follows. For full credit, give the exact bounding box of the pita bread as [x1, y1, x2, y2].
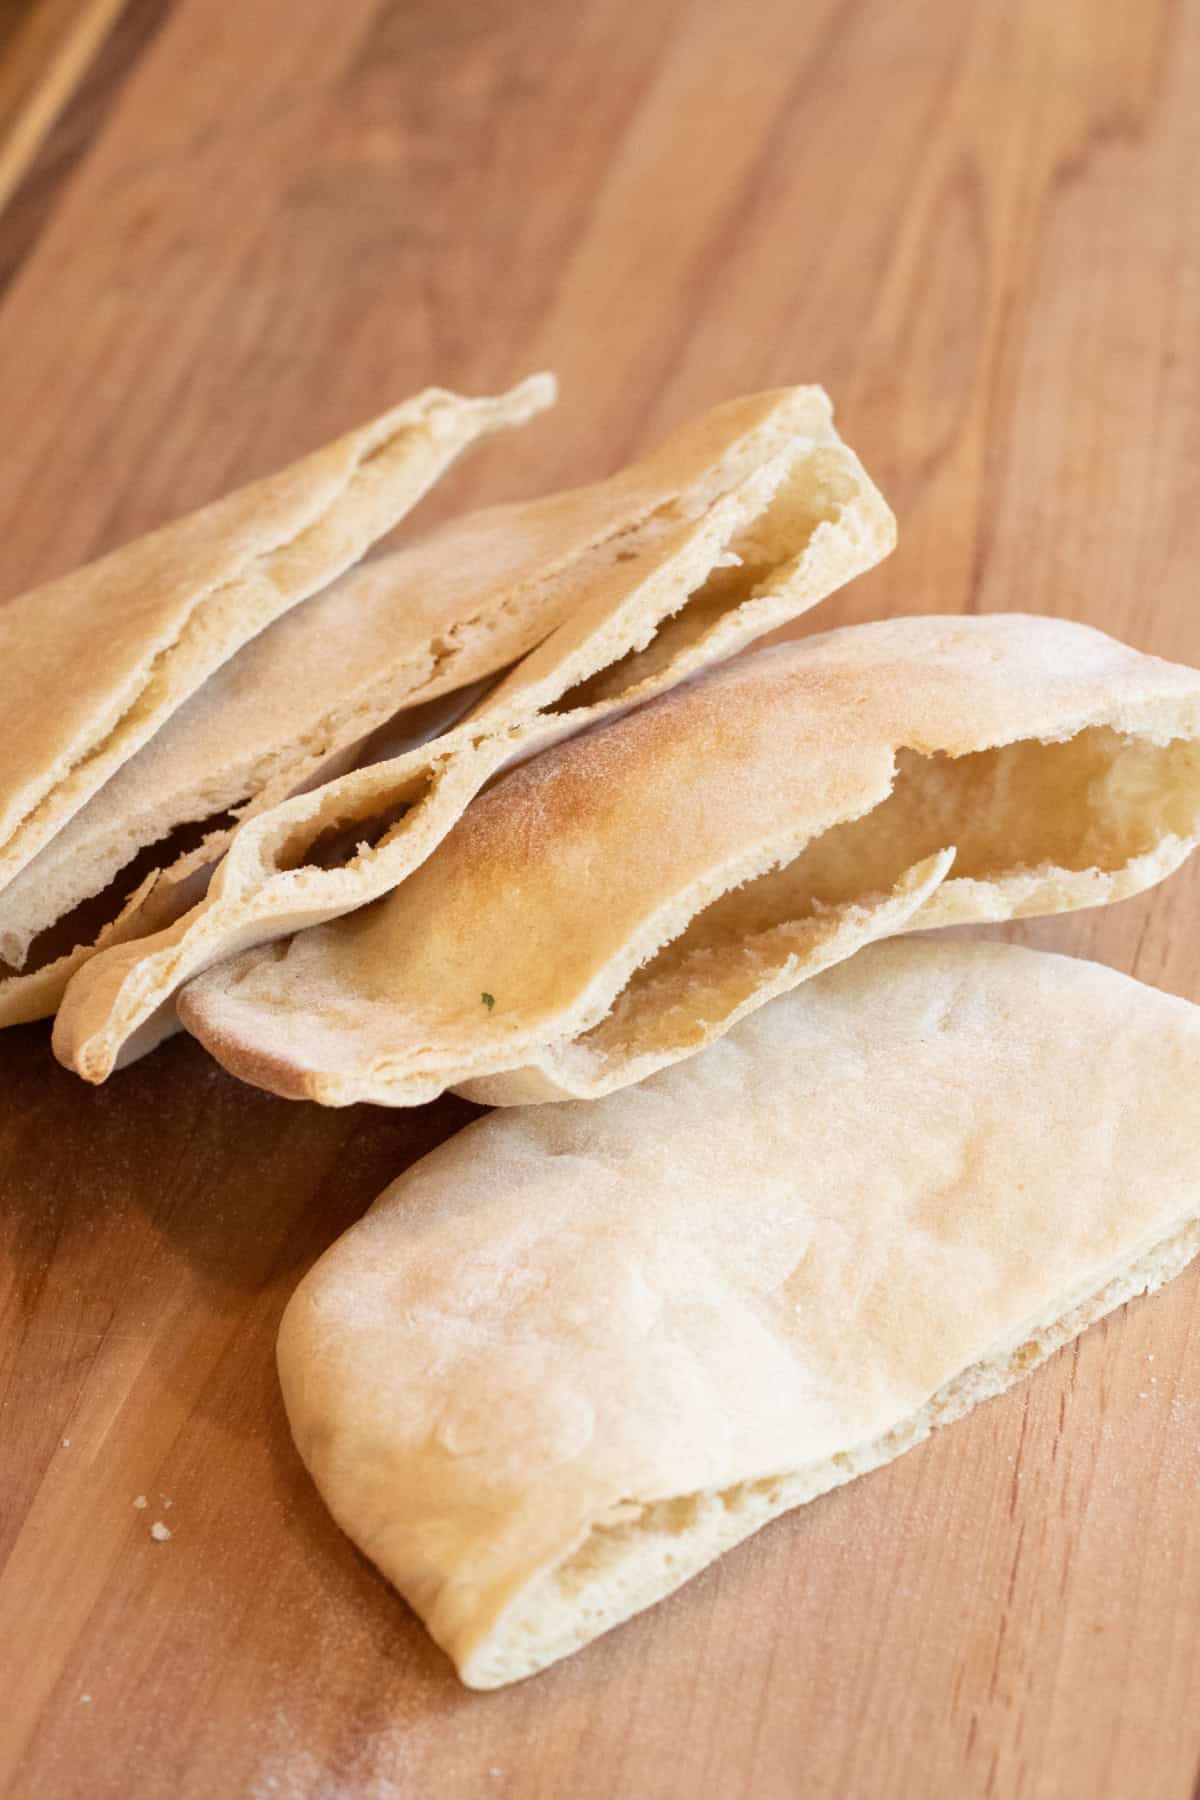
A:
[54, 386, 896, 1078]
[0, 681, 485, 1028]
[276, 939, 1200, 1687]
[179, 614, 1200, 1106]
[0, 383, 865, 1022]
[0, 375, 554, 921]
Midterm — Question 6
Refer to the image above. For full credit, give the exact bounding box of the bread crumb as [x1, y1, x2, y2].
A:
[161, 1495, 173, 1509]
[150, 1521, 172, 1542]
[80, 1695, 92, 1705]
[133, 1495, 148, 1509]
[61, 1437, 71, 1448]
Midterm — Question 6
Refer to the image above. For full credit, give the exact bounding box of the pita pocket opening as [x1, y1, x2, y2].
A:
[182, 613, 1200, 1106]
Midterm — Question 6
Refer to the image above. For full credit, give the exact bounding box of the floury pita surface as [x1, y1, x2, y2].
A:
[276, 940, 1200, 1686]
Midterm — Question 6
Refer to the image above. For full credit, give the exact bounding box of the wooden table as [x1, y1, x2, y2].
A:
[1, 1, 1198, 1794]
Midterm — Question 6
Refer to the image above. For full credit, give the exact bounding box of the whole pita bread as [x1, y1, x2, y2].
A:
[0, 383, 876, 1027]
[180, 613, 1200, 1106]
[54, 387, 896, 1078]
[277, 939, 1200, 1687]
[0, 375, 553, 921]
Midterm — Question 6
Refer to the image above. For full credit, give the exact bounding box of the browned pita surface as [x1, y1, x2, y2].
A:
[180, 613, 1200, 1106]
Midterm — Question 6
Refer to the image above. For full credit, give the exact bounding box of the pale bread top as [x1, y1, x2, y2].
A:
[181, 613, 1200, 1106]
[0, 374, 553, 910]
[277, 939, 1200, 1686]
[54, 386, 896, 1078]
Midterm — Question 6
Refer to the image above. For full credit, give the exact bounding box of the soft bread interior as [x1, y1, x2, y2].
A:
[461, 1215, 1200, 1687]
[180, 715, 1200, 1108]
[545, 448, 865, 713]
[551, 726, 1200, 1084]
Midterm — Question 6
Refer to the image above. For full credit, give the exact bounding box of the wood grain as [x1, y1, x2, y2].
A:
[1, 1, 1199, 1795]
[0, 0, 129, 207]
[0, 0, 172, 300]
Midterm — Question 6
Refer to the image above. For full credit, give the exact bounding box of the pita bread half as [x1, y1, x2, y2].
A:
[179, 613, 1200, 1107]
[0, 382, 877, 1026]
[276, 939, 1200, 1688]
[0, 374, 554, 911]
[0, 681, 484, 1029]
[54, 386, 896, 1078]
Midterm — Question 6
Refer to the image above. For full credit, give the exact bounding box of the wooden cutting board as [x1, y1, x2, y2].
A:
[1, 1, 1198, 1794]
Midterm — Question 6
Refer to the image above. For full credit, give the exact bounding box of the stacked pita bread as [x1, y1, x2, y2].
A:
[0, 373, 555, 1020]
[7, 378, 1200, 1691]
[52, 385, 896, 1076]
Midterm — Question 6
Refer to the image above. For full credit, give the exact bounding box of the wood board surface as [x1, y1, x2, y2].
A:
[0, 1, 1198, 1795]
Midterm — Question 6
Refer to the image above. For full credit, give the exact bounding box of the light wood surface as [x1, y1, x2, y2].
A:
[1, 1, 1199, 1795]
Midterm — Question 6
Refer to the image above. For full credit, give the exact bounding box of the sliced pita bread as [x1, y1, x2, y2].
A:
[0, 679, 485, 1028]
[0, 375, 553, 919]
[0, 382, 867, 1024]
[276, 939, 1200, 1687]
[179, 614, 1200, 1106]
[54, 387, 896, 1078]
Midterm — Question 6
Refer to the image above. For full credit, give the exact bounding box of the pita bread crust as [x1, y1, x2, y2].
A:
[276, 941, 1200, 1686]
[55, 387, 896, 1077]
[179, 614, 1200, 1107]
[0, 374, 554, 914]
